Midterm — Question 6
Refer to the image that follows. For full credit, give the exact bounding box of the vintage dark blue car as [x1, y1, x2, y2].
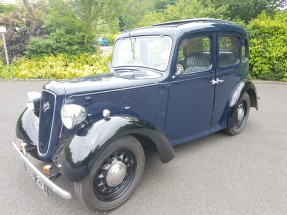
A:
[13, 19, 258, 212]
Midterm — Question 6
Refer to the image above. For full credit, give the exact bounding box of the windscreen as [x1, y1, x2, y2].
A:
[112, 36, 172, 71]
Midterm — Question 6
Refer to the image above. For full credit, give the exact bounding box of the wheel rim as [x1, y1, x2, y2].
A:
[235, 101, 246, 128]
[93, 150, 136, 202]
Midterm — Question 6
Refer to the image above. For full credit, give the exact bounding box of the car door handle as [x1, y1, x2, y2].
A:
[210, 78, 224, 85]
[210, 79, 219, 85]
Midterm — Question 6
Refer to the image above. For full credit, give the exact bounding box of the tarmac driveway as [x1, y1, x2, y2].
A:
[0, 81, 287, 215]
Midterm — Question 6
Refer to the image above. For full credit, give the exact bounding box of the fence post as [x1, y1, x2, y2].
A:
[0, 26, 9, 66]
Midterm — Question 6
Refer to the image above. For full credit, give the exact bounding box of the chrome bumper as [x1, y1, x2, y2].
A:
[12, 141, 72, 200]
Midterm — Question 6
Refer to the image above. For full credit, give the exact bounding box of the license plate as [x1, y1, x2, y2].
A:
[24, 163, 49, 195]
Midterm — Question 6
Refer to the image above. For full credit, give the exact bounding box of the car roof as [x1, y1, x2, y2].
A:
[116, 19, 247, 40]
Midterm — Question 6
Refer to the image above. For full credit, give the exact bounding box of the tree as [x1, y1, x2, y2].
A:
[48, 0, 124, 45]
[163, 0, 228, 21]
[139, 0, 228, 26]
[207, 0, 287, 23]
[0, 2, 45, 61]
[154, 0, 176, 12]
[118, 0, 155, 30]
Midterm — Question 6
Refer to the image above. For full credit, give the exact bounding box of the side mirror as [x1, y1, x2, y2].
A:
[108, 62, 114, 72]
[172, 64, 184, 79]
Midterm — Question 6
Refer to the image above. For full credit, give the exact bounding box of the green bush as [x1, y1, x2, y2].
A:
[0, 3, 16, 14]
[0, 53, 111, 79]
[26, 30, 96, 58]
[247, 11, 287, 82]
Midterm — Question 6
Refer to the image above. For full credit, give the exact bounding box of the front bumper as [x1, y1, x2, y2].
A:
[12, 141, 72, 200]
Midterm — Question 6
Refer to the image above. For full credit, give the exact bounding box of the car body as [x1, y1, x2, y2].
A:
[13, 19, 258, 212]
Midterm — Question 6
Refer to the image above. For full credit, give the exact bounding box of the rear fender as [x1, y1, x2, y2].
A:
[60, 116, 175, 182]
[227, 80, 258, 128]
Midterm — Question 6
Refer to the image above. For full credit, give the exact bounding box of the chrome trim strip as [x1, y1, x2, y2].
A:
[38, 90, 57, 156]
[68, 83, 158, 98]
[59, 99, 66, 145]
[12, 141, 72, 200]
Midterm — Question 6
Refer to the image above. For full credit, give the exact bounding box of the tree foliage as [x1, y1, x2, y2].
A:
[118, 0, 154, 30]
[154, 0, 176, 12]
[47, 0, 124, 45]
[26, 30, 96, 58]
[139, 0, 228, 27]
[0, 2, 45, 61]
[247, 10, 287, 81]
[207, 0, 286, 23]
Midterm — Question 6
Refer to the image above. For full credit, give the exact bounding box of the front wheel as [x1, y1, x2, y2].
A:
[225, 92, 250, 136]
[74, 136, 145, 213]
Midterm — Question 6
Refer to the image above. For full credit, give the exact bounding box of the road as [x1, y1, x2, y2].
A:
[1, 81, 287, 215]
[100, 46, 113, 55]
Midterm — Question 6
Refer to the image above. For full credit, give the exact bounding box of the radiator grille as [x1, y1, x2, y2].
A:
[38, 90, 56, 155]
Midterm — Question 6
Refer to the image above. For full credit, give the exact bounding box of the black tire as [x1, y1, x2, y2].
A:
[225, 92, 250, 136]
[74, 135, 145, 213]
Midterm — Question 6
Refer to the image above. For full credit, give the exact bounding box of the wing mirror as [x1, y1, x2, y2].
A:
[108, 62, 114, 72]
[172, 64, 184, 79]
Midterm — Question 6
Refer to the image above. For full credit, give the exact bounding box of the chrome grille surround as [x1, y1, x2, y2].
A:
[38, 90, 57, 156]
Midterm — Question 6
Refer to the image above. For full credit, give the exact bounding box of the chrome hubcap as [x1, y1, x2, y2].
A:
[106, 162, 127, 187]
[237, 103, 245, 123]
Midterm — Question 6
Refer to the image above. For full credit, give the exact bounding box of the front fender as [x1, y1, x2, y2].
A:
[16, 108, 39, 145]
[60, 116, 175, 182]
[227, 80, 258, 128]
[16, 108, 40, 160]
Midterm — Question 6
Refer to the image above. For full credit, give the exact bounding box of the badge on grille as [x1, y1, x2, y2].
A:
[43, 102, 50, 113]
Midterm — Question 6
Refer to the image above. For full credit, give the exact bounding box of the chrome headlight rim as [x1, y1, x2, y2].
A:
[25, 92, 41, 110]
[61, 104, 87, 129]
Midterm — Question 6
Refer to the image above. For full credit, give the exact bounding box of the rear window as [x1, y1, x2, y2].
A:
[241, 39, 248, 63]
[218, 35, 240, 68]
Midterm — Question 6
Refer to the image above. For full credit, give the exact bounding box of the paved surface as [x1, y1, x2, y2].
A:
[100, 46, 113, 56]
[1, 81, 287, 215]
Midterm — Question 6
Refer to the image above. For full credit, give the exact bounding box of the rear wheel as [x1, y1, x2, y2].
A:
[225, 92, 250, 136]
[74, 136, 145, 213]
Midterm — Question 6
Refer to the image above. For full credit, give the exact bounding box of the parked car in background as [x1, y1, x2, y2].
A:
[13, 19, 258, 213]
[97, 36, 109, 46]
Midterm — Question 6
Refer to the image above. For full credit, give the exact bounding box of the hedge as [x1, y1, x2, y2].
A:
[247, 11, 287, 82]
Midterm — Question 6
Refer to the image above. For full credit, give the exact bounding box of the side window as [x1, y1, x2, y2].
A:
[218, 35, 240, 68]
[177, 36, 211, 73]
[241, 39, 248, 63]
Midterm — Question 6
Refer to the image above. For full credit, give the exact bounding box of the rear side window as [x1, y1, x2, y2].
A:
[218, 35, 240, 68]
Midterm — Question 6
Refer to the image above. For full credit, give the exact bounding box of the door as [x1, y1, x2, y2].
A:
[165, 34, 216, 145]
[211, 33, 243, 130]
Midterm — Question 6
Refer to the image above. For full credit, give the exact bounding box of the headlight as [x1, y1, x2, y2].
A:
[61, 104, 87, 129]
[25, 92, 41, 110]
